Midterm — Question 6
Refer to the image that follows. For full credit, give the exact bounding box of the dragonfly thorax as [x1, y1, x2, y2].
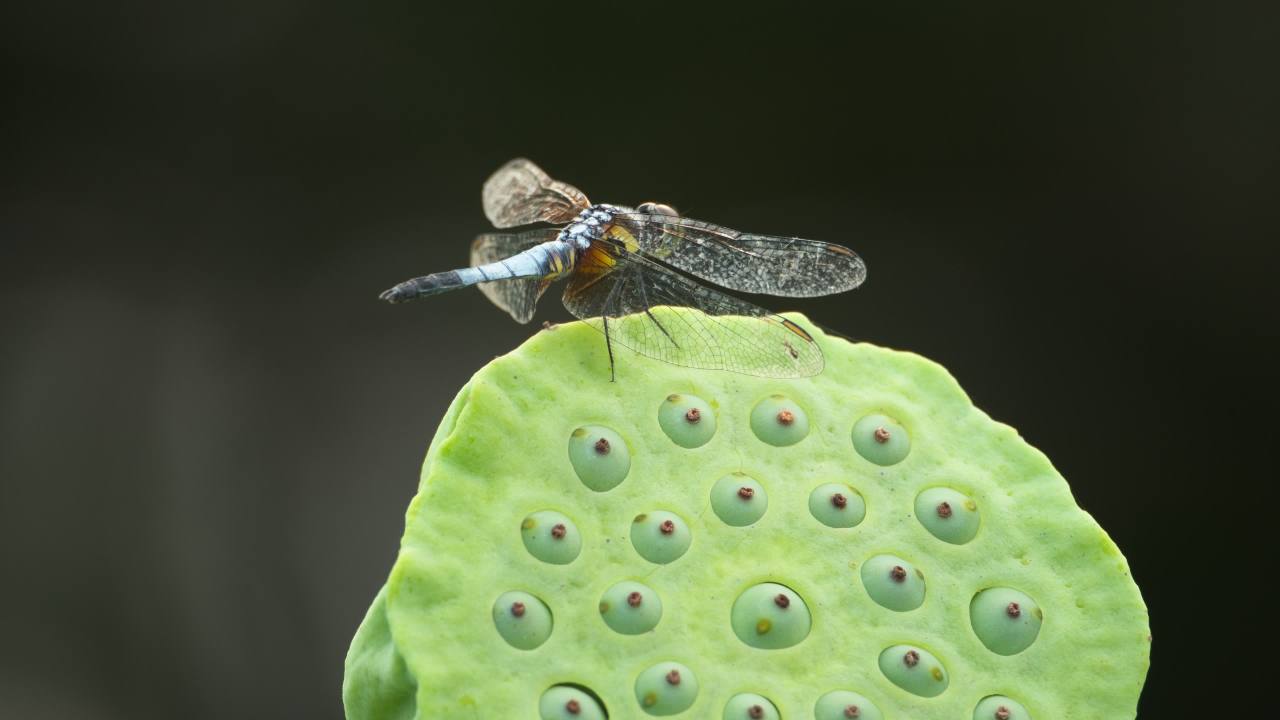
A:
[558, 204, 623, 251]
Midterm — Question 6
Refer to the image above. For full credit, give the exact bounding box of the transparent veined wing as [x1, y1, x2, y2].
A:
[470, 229, 561, 323]
[610, 211, 866, 298]
[562, 241, 824, 377]
[482, 158, 591, 229]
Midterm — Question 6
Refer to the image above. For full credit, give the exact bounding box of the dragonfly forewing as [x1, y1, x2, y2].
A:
[482, 158, 591, 229]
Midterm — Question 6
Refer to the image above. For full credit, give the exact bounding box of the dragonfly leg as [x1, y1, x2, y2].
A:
[602, 314, 617, 382]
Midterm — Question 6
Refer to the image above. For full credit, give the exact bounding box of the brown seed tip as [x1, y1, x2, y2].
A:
[737, 486, 755, 500]
[685, 407, 701, 423]
[565, 698, 581, 715]
[551, 523, 567, 539]
[844, 706, 861, 718]
[627, 591, 643, 607]
[873, 426, 891, 443]
[831, 492, 848, 509]
[749, 705, 765, 719]
[936, 501, 953, 518]
[1006, 601, 1022, 618]
[659, 519, 676, 535]
[510, 602, 526, 618]
[593, 437, 611, 454]
[774, 593, 791, 609]
[903, 650, 920, 667]
[776, 409, 795, 425]
[994, 707, 1011, 720]
[890, 565, 907, 582]
[665, 669, 681, 685]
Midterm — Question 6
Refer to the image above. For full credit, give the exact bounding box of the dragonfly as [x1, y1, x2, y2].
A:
[380, 158, 867, 378]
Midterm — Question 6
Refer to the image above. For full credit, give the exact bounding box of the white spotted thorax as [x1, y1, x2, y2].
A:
[558, 204, 624, 252]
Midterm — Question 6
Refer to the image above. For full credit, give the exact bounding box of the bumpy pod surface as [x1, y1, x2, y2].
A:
[344, 311, 1149, 718]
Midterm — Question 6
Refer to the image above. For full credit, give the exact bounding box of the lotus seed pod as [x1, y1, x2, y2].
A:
[973, 695, 1031, 719]
[539, 685, 607, 720]
[731, 582, 811, 649]
[860, 553, 926, 611]
[750, 394, 809, 446]
[809, 482, 867, 528]
[634, 661, 698, 715]
[491, 590, 552, 650]
[568, 424, 630, 491]
[521, 510, 582, 565]
[879, 644, 949, 697]
[598, 580, 662, 635]
[970, 587, 1044, 655]
[344, 311, 1150, 719]
[658, 393, 717, 448]
[915, 487, 980, 544]
[723, 692, 779, 719]
[814, 690, 885, 720]
[630, 510, 692, 564]
[851, 413, 910, 466]
[711, 472, 769, 526]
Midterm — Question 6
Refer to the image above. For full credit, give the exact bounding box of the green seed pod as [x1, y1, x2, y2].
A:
[851, 413, 910, 466]
[723, 692, 779, 719]
[520, 510, 582, 565]
[808, 482, 867, 528]
[491, 590, 552, 650]
[750, 395, 809, 446]
[915, 487, 980, 544]
[878, 644, 949, 697]
[710, 472, 768, 526]
[730, 582, 811, 650]
[658, 393, 717, 448]
[634, 661, 698, 715]
[539, 685, 607, 720]
[344, 310, 1150, 719]
[814, 690, 885, 720]
[568, 425, 630, 491]
[860, 553, 926, 611]
[973, 695, 1032, 719]
[630, 510, 692, 564]
[970, 587, 1043, 655]
[598, 580, 662, 635]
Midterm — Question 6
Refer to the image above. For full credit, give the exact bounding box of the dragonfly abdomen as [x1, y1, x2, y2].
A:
[380, 240, 575, 304]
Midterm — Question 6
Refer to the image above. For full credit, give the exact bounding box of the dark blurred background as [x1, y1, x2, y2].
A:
[2, 2, 1273, 717]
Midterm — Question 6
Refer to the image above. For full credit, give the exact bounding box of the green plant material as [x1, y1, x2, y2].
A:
[598, 580, 662, 635]
[344, 311, 1150, 718]
[730, 582, 812, 650]
[521, 510, 582, 565]
[634, 661, 698, 715]
[915, 486, 981, 544]
[851, 413, 911, 466]
[658, 393, 717, 448]
[710, 472, 768, 526]
[970, 587, 1044, 655]
[540, 685, 607, 719]
[491, 590, 553, 650]
[749, 394, 809, 446]
[808, 482, 867, 528]
[814, 690, 884, 720]
[860, 553, 926, 612]
[722, 692, 779, 719]
[973, 694, 1032, 719]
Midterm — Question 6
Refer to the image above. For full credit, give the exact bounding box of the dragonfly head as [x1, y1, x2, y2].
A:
[637, 201, 680, 217]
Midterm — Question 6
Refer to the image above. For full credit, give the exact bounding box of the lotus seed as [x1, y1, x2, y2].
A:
[630, 510, 691, 564]
[521, 510, 582, 565]
[658, 393, 717, 448]
[750, 395, 809, 446]
[492, 591, 552, 650]
[539, 685, 607, 720]
[878, 644, 949, 697]
[974, 695, 1031, 719]
[851, 413, 911, 465]
[731, 582, 811, 649]
[635, 661, 698, 715]
[568, 425, 630, 491]
[809, 482, 866, 528]
[971, 587, 1043, 655]
[711, 472, 768, 526]
[861, 554, 926, 611]
[814, 691, 884, 720]
[723, 693, 779, 720]
[915, 487, 981, 544]
[599, 580, 662, 635]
